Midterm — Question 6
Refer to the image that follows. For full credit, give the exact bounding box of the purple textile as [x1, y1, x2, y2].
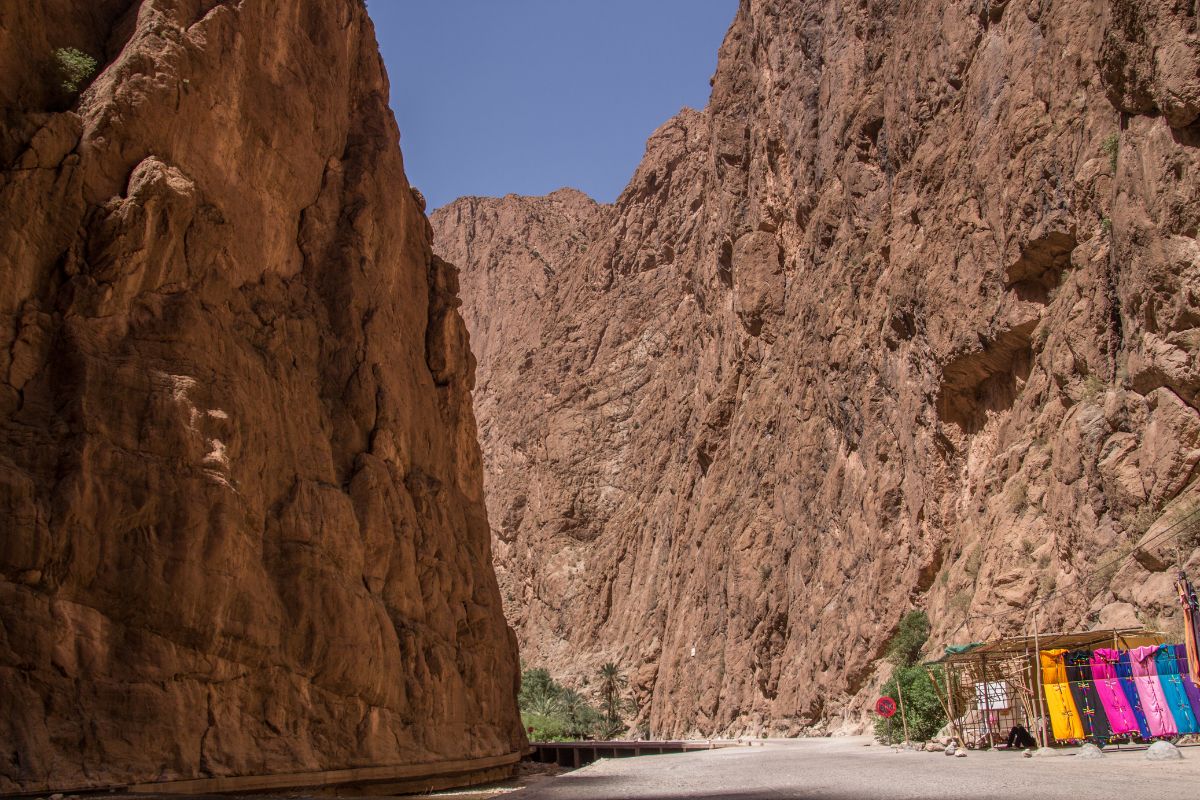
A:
[1173, 644, 1200, 722]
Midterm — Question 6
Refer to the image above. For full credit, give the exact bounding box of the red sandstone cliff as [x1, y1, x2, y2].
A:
[0, 1, 522, 791]
[434, 0, 1200, 737]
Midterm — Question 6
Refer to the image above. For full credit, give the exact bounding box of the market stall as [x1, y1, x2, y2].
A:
[928, 629, 1181, 748]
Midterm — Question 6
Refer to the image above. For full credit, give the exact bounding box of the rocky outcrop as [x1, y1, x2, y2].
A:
[0, 0, 522, 792]
[434, 0, 1200, 737]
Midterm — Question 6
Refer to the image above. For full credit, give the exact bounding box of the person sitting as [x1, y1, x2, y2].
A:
[1005, 724, 1036, 748]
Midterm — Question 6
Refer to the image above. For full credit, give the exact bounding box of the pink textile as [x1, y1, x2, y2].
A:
[1130, 645, 1178, 736]
[1090, 649, 1141, 735]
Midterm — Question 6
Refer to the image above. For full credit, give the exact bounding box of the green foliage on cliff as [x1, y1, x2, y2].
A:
[53, 47, 98, 95]
[886, 610, 930, 667]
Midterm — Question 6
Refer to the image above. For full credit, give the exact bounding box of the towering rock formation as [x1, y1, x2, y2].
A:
[0, 0, 522, 792]
[434, 0, 1200, 737]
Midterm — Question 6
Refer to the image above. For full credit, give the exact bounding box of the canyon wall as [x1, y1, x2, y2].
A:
[0, 0, 523, 791]
[433, 0, 1200, 737]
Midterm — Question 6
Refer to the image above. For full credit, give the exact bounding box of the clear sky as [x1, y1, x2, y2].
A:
[365, 1, 737, 211]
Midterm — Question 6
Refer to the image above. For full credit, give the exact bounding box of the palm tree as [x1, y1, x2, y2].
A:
[559, 688, 599, 737]
[597, 662, 629, 726]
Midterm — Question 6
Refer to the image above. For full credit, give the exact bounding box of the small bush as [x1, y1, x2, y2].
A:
[53, 47, 98, 95]
[964, 545, 983, 577]
[1122, 506, 1158, 537]
[1101, 133, 1119, 171]
[948, 590, 973, 615]
[1100, 217, 1113, 235]
[1007, 478, 1029, 513]
[1079, 374, 1105, 403]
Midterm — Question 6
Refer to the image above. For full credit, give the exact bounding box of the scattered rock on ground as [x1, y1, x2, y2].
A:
[1145, 741, 1183, 761]
[1077, 743, 1105, 759]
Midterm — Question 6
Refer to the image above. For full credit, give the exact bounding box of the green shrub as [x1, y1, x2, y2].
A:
[874, 664, 948, 744]
[1007, 478, 1029, 513]
[53, 47, 98, 95]
[519, 667, 607, 740]
[1101, 133, 1119, 171]
[522, 712, 572, 742]
[886, 610, 931, 667]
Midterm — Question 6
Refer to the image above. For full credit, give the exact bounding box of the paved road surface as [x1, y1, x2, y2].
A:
[504, 737, 1200, 799]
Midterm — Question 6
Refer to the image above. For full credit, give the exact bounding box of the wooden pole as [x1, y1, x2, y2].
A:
[980, 655, 993, 749]
[945, 664, 963, 745]
[1033, 610, 1048, 748]
[925, 666, 956, 743]
[895, 669, 911, 743]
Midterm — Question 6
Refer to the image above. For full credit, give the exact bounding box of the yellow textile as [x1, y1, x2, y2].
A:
[1041, 649, 1084, 741]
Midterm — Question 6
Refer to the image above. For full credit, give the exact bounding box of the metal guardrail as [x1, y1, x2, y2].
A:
[530, 739, 739, 769]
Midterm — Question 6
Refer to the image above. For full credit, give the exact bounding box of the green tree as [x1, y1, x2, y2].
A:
[560, 688, 601, 738]
[53, 47, 97, 95]
[518, 667, 606, 742]
[597, 662, 629, 726]
[874, 664, 948, 744]
[875, 610, 945, 743]
[886, 610, 931, 667]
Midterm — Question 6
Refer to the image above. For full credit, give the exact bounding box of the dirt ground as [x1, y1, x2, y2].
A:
[493, 737, 1200, 799]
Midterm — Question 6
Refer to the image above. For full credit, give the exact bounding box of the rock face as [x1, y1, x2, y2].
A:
[0, 0, 522, 792]
[434, 0, 1200, 738]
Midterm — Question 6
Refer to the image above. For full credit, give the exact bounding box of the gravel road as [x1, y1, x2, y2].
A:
[504, 737, 1200, 799]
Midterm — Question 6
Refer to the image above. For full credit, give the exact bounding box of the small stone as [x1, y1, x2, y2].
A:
[1077, 743, 1104, 759]
[954, 749, 967, 758]
[924, 741, 945, 752]
[944, 742, 957, 756]
[49, 794, 63, 800]
[1145, 740, 1183, 761]
[1023, 749, 1033, 758]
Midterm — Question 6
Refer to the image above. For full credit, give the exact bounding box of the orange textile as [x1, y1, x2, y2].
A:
[1176, 572, 1200, 689]
[1041, 649, 1084, 741]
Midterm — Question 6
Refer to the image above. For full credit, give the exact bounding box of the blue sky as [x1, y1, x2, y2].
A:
[366, 1, 737, 210]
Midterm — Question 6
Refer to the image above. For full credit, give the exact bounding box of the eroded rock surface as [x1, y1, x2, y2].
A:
[434, 0, 1200, 737]
[0, 0, 522, 791]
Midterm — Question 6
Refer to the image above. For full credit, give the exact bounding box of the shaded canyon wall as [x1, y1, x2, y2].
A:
[0, 0, 523, 791]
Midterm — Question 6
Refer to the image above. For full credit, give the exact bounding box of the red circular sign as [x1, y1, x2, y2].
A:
[876, 696, 897, 718]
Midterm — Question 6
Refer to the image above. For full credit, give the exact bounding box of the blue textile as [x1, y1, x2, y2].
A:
[1155, 644, 1200, 733]
[1115, 651, 1153, 739]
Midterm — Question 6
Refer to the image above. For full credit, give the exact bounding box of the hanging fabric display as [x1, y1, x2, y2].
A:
[1064, 650, 1111, 740]
[1115, 650, 1153, 739]
[1154, 644, 1199, 733]
[1171, 643, 1200, 718]
[1089, 649, 1141, 736]
[1176, 572, 1200, 689]
[1129, 645, 1178, 737]
[1040, 649, 1084, 741]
